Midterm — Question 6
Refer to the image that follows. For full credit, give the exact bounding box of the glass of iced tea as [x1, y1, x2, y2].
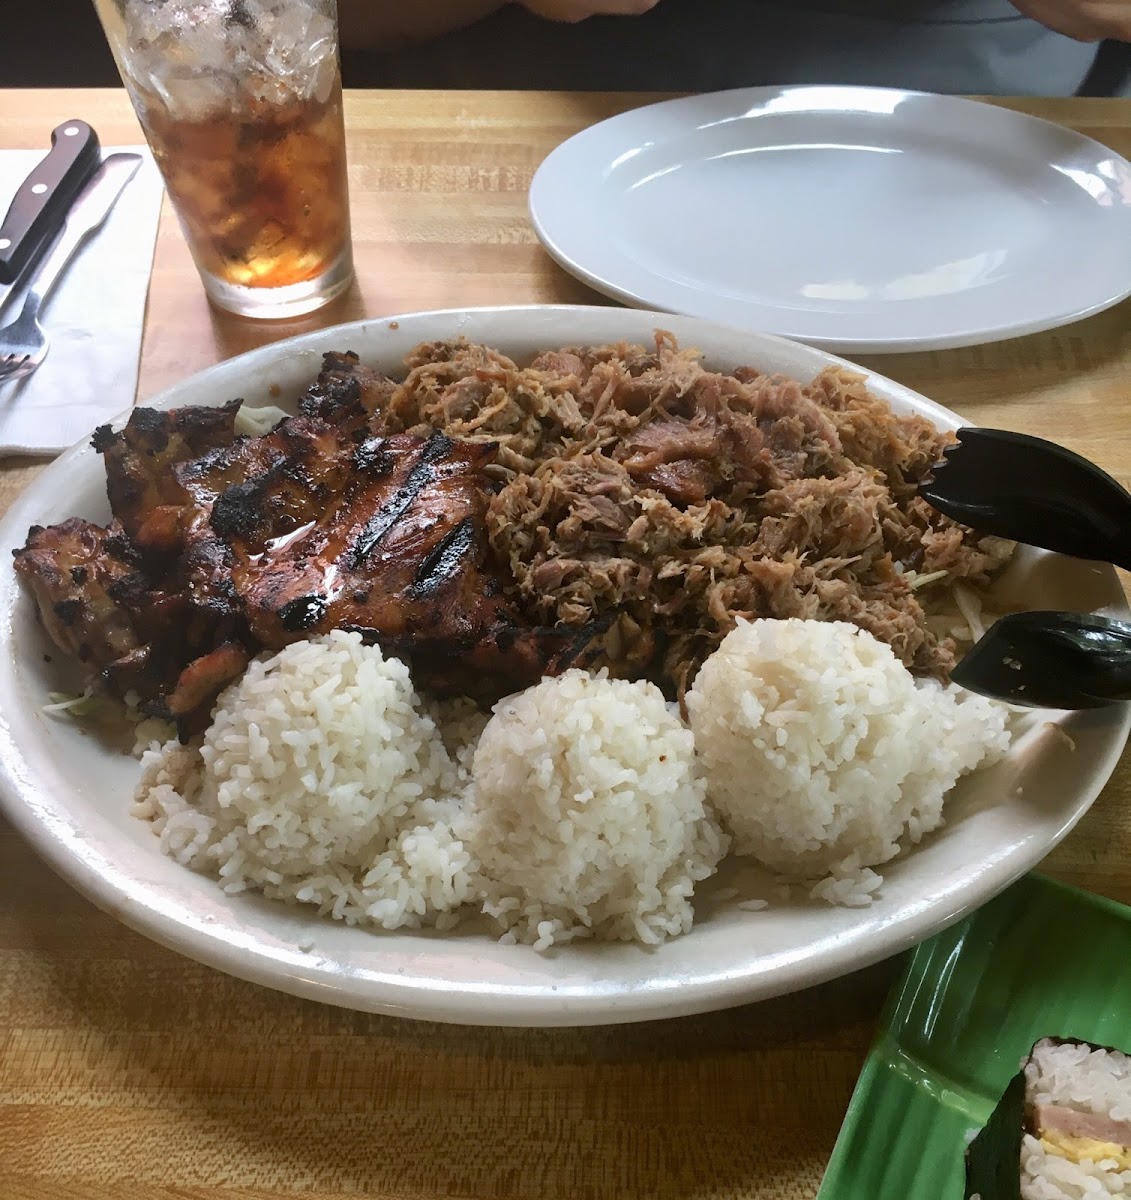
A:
[93, 0, 354, 318]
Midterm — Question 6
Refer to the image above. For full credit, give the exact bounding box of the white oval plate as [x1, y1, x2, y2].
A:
[529, 87, 1131, 355]
[0, 306, 1127, 1027]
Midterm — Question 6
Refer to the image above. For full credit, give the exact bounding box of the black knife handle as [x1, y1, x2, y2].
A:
[0, 119, 102, 285]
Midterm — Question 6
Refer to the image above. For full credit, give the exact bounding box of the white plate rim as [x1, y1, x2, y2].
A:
[528, 86, 1131, 355]
[0, 303, 1127, 1027]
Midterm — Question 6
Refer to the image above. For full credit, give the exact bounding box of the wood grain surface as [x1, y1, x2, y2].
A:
[2, 88, 1131, 1200]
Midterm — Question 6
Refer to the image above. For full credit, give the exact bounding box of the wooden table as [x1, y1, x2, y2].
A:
[2, 88, 1131, 1200]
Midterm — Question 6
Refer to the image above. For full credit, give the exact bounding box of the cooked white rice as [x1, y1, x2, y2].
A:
[1027, 1039, 1131, 1123]
[132, 613, 1019, 944]
[466, 669, 729, 951]
[686, 618, 1012, 906]
[133, 630, 483, 932]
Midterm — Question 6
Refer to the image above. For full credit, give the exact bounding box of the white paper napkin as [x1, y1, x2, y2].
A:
[0, 145, 164, 457]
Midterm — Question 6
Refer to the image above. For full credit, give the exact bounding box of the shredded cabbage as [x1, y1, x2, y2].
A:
[235, 404, 290, 437]
[44, 686, 116, 720]
[905, 570, 949, 591]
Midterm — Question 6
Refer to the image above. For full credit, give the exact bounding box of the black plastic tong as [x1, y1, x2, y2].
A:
[917, 427, 1131, 708]
[949, 610, 1131, 710]
[919, 427, 1131, 572]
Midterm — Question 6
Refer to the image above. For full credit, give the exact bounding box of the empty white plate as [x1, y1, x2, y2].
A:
[529, 86, 1131, 354]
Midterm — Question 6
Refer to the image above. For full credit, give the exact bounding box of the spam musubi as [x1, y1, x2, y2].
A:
[967, 1037, 1131, 1199]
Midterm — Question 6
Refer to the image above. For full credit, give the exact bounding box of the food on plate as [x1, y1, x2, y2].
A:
[394, 336, 1010, 693]
[133, 618, 1010, 947]
[687, 618, 1010, 905]
[467, 669, 728, 950]
[135, 630, 485, 931]
[14, 334, 1011, 740]
[14, 332, 1023, 949]
[966, 1037, 1131, 1200]
[135, 636, 726, 947]
[15, 375, 590, 739]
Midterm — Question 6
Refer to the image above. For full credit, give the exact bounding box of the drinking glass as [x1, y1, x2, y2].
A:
[93, 0, 355, 319]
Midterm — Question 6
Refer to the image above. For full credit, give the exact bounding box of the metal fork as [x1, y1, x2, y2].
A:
[0, 153, 142, 385]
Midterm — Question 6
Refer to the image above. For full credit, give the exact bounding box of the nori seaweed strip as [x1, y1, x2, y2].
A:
[965, 1068, 1024, 1200]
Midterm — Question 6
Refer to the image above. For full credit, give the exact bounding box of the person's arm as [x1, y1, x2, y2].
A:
[1009, 0, 1131, 40]
[338, 0, 662, 50]
[338, 0, 508, 51]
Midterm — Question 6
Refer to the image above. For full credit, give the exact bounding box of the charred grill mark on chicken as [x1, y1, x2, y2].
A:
[349, 433, 459, 566]
[14, 353, 594, 734]
[411, 517, 477, 597]
[221, 430, 584, 701]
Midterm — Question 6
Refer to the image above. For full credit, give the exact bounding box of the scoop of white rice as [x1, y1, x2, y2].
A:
[686, 618, 1011, 905]
[466, 669, 729, 951]
[133, 629, 483, 931]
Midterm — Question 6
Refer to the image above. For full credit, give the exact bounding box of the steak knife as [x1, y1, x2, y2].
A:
[0, 120, 102, 286]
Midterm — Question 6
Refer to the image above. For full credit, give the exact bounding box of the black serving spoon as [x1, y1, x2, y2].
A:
[917, 428, 1131, 708]
[918, 427, 1131, 572]
[950, 610, 1131, 709]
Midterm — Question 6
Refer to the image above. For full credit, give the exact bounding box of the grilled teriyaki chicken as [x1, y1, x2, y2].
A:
[13, 354, 591, 737]
[15, 336, 1013, 738]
